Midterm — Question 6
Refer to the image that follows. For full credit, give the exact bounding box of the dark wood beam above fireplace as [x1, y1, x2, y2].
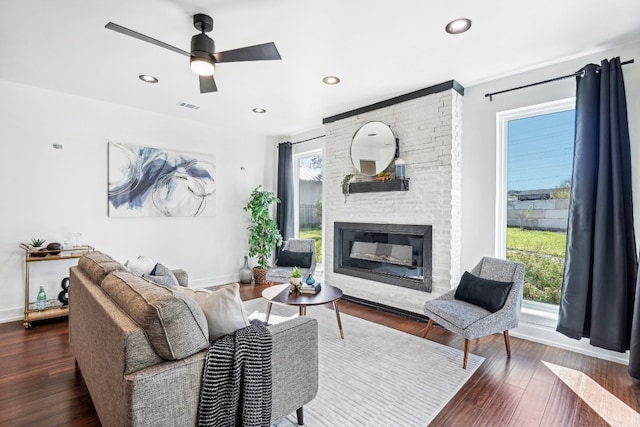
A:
[323, 80, 464, 124]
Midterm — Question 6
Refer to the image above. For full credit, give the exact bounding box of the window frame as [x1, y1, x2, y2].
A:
[495, 97, 575, 309]
[293, 148, 323, 238]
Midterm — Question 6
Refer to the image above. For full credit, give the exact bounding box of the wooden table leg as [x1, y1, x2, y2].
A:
[333, 300, 344, 339]
[265, 302, 272, 323]
[299, 306, 307, 316]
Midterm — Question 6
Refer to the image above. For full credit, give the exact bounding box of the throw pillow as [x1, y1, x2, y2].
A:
[454, 271, 513, 313]
[189, 283, 250, 342]
[143, 263, 179, 288]
[102, 271, 209, 360]
[277, 250, 313, 268]
[125, 256, 156, 276]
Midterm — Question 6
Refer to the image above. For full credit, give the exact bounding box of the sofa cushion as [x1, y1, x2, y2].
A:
[101, 270, 209, 360]
[454, 271, 513, 313]
[78, 251, 125, 284]
[173, 284, 250, 341]
[143, 263, 179, 288]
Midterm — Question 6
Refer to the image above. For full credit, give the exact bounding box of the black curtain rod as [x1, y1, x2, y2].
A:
[485, 59, 634, 101]
[279, 135, 326, 146]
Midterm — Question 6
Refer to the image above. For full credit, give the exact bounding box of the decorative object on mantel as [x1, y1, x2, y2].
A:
[243, 185, 283, 284]
[376, 171, 392, 181]
[239, 255, 253, 284]
[395, 157, 406, 179]
[341, 173, 355, 203]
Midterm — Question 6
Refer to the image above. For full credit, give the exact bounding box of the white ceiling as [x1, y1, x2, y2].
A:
[1, 0, 639, 137]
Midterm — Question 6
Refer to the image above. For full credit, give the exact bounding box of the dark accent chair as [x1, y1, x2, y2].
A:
[265, 239, 317, 284]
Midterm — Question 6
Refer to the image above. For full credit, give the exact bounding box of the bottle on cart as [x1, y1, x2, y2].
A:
[36, 286, 48, 310]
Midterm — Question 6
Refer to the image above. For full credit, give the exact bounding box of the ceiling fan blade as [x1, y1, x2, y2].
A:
[199, 75, 218, 93]
[214, 42, 281, 63]
[105, 22, 190, 57]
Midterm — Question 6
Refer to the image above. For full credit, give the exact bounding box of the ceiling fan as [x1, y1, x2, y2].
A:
[105, 13, 281, 93]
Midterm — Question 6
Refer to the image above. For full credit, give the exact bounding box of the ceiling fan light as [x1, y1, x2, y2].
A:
[190, 56, 215, 76]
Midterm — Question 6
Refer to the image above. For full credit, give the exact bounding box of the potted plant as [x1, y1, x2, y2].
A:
[30, 238, 47, 257]
[30, 238, 46, 249]
[288, 266, 303, 294]
[289, 266, 302, 285]
[243, 185, 283, 284]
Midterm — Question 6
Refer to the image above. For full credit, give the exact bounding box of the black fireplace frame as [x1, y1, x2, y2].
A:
[333, 222, 432, 292]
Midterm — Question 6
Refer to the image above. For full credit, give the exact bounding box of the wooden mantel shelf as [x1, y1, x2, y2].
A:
[348, 178, 409, 194]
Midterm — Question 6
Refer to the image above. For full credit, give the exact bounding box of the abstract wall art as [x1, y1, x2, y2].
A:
[108, 142, 216, 217]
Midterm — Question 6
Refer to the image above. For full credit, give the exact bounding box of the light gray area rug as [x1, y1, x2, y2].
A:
[243, 298, 484, 427]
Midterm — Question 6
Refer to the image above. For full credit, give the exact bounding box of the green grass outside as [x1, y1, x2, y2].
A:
[507, 227, 566, 257]
[299, 225, 322, 262]
[506, 227, 566, 305]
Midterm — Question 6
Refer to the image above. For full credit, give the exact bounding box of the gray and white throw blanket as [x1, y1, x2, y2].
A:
[198, 320, 272, 427]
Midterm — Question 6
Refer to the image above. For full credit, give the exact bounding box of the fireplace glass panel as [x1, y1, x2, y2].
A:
[334, 222, 432, 291]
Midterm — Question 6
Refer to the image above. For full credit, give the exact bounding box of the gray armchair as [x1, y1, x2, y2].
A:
[265, 239, 317, 284]
[422, 257, 525, 368]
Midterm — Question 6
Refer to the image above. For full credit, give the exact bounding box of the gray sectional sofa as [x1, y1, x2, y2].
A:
[69, 251, 318, 426]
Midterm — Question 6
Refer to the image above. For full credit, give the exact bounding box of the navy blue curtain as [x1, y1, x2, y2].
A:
[276, 142, 294, 256]
[556, 57, 639, 377]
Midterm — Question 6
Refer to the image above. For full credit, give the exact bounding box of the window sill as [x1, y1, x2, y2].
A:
[514, 304, 629, 365]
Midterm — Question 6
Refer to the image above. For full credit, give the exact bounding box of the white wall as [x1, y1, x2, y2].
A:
[461, 40, 640, 363]
[0, 80, 271, 323]
[461, 40, 640, 270]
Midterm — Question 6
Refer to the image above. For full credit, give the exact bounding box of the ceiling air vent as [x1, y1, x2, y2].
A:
[176, 101, 201, 110]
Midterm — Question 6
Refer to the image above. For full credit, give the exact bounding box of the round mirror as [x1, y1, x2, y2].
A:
[350, 122, 397, 175]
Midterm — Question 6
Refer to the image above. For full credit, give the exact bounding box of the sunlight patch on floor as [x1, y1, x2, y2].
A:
[543, 361, 640, 427]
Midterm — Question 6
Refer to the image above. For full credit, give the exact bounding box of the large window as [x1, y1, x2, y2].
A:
[294, 150, 323, 264]
[497, 99, 575, 307]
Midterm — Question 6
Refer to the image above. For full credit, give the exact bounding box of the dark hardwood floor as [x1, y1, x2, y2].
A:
[1, 283, 638, 426]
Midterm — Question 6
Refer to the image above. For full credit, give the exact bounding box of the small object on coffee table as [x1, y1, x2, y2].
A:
[299, 281, 321, 295]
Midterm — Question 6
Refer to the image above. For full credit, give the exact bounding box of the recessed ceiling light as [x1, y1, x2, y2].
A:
[252, 108, 267, 114]
[322, 76, 341, 85]
[139, 74, 158, 83]
[445, 18, 472, 34]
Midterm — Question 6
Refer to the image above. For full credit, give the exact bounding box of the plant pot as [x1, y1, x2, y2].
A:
[30, 247, 47, 257]
[253, 267, 268, 285]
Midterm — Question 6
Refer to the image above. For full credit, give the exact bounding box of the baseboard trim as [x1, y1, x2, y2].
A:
[341, 294, 430, 323]
[0, 306, 24, 324]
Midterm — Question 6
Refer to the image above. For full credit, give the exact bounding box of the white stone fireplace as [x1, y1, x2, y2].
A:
[323, 81, 463, 315]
